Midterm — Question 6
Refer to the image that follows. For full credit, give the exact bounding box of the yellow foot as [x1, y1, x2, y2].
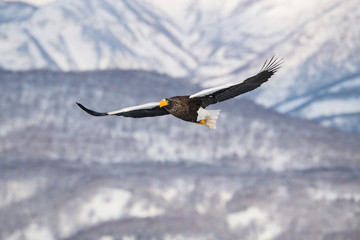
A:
[196, 120, 206, 125]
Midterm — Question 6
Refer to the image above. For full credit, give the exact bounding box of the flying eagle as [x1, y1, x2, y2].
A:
[77, 57, 282, 129]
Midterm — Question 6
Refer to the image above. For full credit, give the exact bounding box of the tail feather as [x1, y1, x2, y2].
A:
[197, 108, 220, 129]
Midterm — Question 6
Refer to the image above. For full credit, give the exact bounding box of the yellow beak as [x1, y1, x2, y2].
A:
[159, 99, 169, 108]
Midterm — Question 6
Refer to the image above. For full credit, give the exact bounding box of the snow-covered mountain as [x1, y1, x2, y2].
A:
[0, 1, 37, 23]
[1, 70, 359, 240]
[2, 160, 360, 240]
[1, 70, 359, 168]
[0, 0, 196, 75]
[274, 72, 360, 134]
[147, 0, 360, 134]
[0, 0, 359, 134]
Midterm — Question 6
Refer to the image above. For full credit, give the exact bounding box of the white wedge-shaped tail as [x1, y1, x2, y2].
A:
[197, 107, 220, 129]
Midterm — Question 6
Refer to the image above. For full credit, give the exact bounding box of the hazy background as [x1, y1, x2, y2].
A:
[1, 0, 360, 240]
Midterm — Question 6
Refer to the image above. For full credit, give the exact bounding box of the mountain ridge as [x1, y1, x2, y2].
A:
[0, 0, 359, 134]
[1, 69, 360, 239]
[1, 69, 359, 169]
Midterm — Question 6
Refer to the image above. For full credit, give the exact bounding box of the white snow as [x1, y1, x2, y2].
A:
[0, 178, 45, 208]
[219, 191, 233, 205]
[163, 234, 217, 240]
[98, 236, 114, 240]
[151, 187, 177, 201]
[308, 188, 360, 202]
[328, 77, 360, 93]
[128, 200, 164, 218]
[195, 203, 207, 215]
[6, 224, 54, 240]
[267, 149, 292, 172]
[276, 96, 312, 113]
[300, 97, 360, 119]
[4, 0, 57, 6]
[79, 188, 131, 225]
[227, 207, 266, 229]
[227, 207, 282, 240]
[196, 189, 233, 215]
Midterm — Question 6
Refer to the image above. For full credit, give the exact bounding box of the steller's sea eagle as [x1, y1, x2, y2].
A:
[77, 57, 283, 129]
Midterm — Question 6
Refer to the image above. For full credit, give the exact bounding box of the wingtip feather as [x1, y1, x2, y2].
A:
[260, 56, 284, 73]
[76, 102, 108, 116]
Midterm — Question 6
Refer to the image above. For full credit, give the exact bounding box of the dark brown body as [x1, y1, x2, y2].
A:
[163, 96, 202, 122]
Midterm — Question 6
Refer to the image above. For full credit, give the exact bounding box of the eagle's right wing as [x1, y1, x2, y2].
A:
[76, 102, 170, 118]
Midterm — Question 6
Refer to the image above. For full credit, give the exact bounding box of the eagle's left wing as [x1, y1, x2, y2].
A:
[190, 57, 283, 107]
[76, 102, 170, 118]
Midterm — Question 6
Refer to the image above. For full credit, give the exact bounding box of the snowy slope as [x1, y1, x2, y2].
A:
[0, 70, 360, 240]
[2, 161, 360, 240]
[147, 0, 360, 133]
[0, 0, 196, 76]
[274, 73, 360, 133]
[1, 70, 358, 169]
[0, 1, 37, 24]
[0, 0, 359, 133]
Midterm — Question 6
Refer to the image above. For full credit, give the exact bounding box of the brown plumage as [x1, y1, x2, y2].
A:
[77, 57, 283, 129]
[161, 96, 202, 122]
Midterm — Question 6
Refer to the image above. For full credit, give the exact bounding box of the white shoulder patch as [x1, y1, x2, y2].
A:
[107, 102, 159, 115]
[190, 81, 241, 98]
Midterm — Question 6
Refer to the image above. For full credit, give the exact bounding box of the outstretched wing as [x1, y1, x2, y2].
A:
[76, 102, 170, 118]
[190, 57, 283, 107]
